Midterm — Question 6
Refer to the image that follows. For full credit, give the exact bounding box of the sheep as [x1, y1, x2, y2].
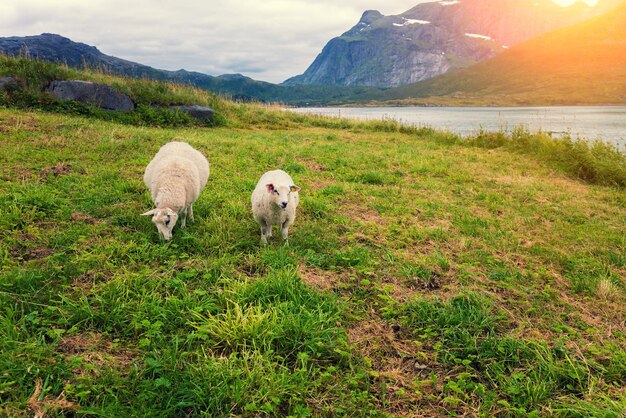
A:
[142, 141, 209, 240]
[251, 169, 301, 245]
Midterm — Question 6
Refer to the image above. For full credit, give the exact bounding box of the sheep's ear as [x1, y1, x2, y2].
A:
[290, 185, 301, 192]
[266, 183, 275, 193]
[141, 209, 157, 216]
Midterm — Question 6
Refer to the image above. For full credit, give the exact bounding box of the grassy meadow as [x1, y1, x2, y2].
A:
[1, 59, 626, 417]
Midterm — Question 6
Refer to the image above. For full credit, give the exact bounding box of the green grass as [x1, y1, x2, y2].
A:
[2, 55, 625, 187]
[387, 294, 626, 415]
[1, 59, 626, 416]
[1, 108, 624, 417]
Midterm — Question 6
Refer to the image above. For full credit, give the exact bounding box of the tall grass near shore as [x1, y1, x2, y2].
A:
[464, 127, 626, 187]
[2, 55, 625, 187]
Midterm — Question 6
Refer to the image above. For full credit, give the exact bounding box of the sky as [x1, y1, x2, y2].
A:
[0, 0, 600, 84]
[554, 0, 598, 5]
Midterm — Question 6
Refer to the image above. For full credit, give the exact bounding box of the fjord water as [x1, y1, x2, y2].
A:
[290, 106, 626, 150]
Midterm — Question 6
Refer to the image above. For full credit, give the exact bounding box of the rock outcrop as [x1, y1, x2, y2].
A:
[169, 105, 214, 122]
[0, 76, 18, 92]
[47, 80, 135, 111]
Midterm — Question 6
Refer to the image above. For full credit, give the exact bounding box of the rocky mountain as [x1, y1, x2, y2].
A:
[0, 33, 156, 77]
[0, 33, 382, 105]
[0, 33, 256, 99]
[284, 0, 620, 88]
[359, 0, 626, 105]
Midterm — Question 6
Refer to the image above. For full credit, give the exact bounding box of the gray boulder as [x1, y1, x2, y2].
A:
[169, 105, 214, 123]
[0, 76, 18, 92]
[48, 80, 134, 111]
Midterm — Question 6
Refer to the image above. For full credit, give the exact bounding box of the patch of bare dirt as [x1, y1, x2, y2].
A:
[306, 178, 336, 191]
[70, 270, 112, 294]
[236, 254, 268, 278]
[494, 172, 593, 206]
[9, 245, 54, 262]
[402, 271, 444, 293]
[471, 267, 626, 350]
[58, 332, 137, 378]
[347, 316, 470, 417]
[0, 115, 38, 133]
[342, 201, 387, 225]
[1, 166, 35, 182]
[8, 234, 54, 262]
[70, 211, 99, 224]
[560, 289, 626, 344]
[39, 162, 72, 178]
[27, 378, 78, 418]
[297, 158, 327, 172]
[299, 264, 339, 292]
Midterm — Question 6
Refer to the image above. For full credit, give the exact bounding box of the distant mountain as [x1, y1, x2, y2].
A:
[0, 33, 381, 105]
[360, 0, 626, 105]
[284, 0, 619, 88]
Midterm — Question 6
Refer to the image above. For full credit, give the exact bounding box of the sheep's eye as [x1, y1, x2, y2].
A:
[274, 190, 280, 195]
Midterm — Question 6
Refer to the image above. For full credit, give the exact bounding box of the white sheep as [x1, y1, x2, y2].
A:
[142, 141, 209, 240]
[251, 169, 301, 245]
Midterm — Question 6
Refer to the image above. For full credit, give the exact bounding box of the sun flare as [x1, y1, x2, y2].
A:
[553, 0, 599, 6]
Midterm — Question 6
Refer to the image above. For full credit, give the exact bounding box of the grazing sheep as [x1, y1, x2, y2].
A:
[142, 141, 209, 240]
[251, 169, 301, 245]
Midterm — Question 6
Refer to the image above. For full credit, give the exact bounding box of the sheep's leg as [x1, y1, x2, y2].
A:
[180, 207, 187, 229]
[189, 205, 194, 222]
[260, 220, 270, 245]
[281, 220, 290, 244]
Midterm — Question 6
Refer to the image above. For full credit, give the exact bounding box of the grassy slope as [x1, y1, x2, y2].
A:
[1, 60, 626, 416]
[1, 109, 625, 417]
[362, 1, 626, 106]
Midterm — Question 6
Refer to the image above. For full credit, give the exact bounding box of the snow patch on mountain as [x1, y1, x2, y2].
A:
[393, 17, 431, 27]
[465, 33, 493, 41]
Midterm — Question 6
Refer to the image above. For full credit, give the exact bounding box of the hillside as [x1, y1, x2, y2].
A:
[284, 0, 615, 88]
[0, 34, 382, 105]
[1, 60, 626, 416]
[363, 0, 626, 105]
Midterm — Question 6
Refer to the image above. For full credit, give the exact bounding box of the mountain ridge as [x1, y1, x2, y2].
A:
[0, 33, 382, 105]
[284, 0, 620, 88]
[357, 0, 626, 105]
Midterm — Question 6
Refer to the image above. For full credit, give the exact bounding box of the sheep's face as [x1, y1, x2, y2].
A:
[141, 208, 178, 240]
[266, 183, 300, 210]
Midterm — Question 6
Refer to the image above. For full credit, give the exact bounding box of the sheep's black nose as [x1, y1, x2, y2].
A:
[281, 202, 288, 208]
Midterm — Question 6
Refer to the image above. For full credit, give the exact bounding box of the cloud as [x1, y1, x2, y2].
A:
[0, 0, 425, 83]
